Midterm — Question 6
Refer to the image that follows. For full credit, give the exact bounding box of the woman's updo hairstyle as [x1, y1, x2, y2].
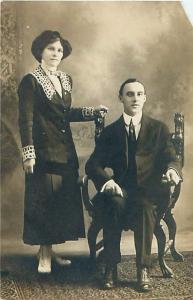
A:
[31, 30, 72, 63]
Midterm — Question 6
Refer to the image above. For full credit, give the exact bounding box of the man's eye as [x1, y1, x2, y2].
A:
[127, 92, 134, 97]
[138, 92, 143, 96]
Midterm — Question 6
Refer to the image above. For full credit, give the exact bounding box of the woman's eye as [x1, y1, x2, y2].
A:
[58, 49, 63, 53]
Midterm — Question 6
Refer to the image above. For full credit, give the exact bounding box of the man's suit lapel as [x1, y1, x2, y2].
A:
[136, 114, 153, 154]
[115, 114, 153, 156]
[115, 116, 129, 169]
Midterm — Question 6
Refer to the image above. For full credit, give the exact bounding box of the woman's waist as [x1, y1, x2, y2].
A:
[35, 159, 79, 176]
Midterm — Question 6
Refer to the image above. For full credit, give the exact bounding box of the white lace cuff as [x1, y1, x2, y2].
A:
[22, 145, 36, 162]
[82, 107, 95, 119]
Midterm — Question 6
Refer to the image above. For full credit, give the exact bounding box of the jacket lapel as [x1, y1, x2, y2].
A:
[111, 114, 156, 170]
[116, 114, 154, 157]
[136, 114, 154, 154]
[114, 116, 129, 168]
[31, 65, 72, 102]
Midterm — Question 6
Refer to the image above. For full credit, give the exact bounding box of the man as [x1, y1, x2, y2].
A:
[85, 78, 181, 291]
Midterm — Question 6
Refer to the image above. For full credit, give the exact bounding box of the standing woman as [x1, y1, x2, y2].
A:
[18, 30, 107, 273]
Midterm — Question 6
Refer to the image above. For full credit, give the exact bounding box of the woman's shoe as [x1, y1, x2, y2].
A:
[37, 248, 71, 269]
[38, 246, 51, 274]
[51, 251, 71, 266]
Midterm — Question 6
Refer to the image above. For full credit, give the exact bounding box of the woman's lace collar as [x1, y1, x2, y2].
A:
[31, 65, 72, 101]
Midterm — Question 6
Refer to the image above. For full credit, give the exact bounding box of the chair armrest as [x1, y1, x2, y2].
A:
[79, 175, 94, 212]
[161, 178, 182, 209]
[78, 175, 88, 186]
[171, 113, 184, 167]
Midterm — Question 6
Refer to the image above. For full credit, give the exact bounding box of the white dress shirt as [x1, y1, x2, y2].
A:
[101, 111, 181, 192]
[123, 111, 142, 139]
[101, 112, 142, 192]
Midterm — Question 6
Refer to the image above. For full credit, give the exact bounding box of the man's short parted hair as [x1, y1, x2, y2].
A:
[119, 78, 146, 96]
[31, 30, 72, 63]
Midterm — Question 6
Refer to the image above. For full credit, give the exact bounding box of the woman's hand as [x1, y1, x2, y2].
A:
[94, 105, 108, 117]
[23, 158, 35, 174]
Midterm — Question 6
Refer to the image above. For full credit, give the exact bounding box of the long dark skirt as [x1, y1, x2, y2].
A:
[23, 163, 85, 245]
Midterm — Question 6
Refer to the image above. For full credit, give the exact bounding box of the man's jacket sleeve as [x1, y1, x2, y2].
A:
[85, 129, 112, 191]
[160, 123, 183, 179]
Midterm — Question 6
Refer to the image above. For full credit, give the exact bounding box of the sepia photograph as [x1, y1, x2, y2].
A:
[1, 1, 193, 299]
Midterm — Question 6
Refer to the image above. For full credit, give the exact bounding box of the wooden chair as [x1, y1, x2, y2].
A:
[154, 113, 184, 278]
[81, 113, 184, 276]
[164, 113, 184, 262]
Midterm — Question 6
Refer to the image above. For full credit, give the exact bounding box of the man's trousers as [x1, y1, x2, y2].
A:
[99, 188, 158, 268]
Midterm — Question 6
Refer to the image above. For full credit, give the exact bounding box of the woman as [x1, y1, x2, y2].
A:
[18, 30, 107, 273]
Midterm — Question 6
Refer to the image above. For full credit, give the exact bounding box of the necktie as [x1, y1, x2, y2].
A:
[127, 119, 137, 183]
[128, 119, 136, 146]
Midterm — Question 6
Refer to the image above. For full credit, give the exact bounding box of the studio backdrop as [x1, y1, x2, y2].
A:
[1, 1, 193, 247]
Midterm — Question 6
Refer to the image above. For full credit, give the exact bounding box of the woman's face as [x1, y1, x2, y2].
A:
[41, 40, 63, 68]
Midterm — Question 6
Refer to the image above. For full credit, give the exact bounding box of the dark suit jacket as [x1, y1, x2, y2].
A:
[18, 72, 91, 167]
[85, 115, 182, 199]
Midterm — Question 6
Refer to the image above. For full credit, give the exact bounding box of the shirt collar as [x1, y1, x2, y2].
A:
[123, 111, 142, 126]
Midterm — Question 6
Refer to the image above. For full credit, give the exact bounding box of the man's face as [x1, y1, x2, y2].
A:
[119, 82, 146, 116]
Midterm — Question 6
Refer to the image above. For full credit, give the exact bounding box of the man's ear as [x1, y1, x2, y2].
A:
[119, 95, 123, 103]
[143, 95, 147, 103]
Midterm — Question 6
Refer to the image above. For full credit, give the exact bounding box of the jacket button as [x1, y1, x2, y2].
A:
[61, 129, 65, 133]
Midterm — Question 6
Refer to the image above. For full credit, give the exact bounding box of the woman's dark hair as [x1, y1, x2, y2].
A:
[31, 30, 72, 63]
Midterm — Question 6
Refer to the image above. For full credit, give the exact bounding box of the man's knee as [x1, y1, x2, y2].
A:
[111, 194, 127, 212]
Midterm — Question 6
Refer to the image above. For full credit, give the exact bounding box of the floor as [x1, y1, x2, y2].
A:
[2, 227, 193, 258]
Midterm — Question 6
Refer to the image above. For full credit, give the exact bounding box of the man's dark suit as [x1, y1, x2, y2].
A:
[86, 114, 181, 268]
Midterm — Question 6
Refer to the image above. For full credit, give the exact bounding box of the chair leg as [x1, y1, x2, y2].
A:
[87, 221, 102, 263]
[154, 223, 174, 278]
[163, 211, 184, 262]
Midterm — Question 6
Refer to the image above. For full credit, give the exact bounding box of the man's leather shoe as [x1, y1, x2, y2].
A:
[103, 265, 117, 289]
[137, 267, 151, 292]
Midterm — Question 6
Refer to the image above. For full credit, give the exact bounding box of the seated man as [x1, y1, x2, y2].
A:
[85, 78, 182, 292]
